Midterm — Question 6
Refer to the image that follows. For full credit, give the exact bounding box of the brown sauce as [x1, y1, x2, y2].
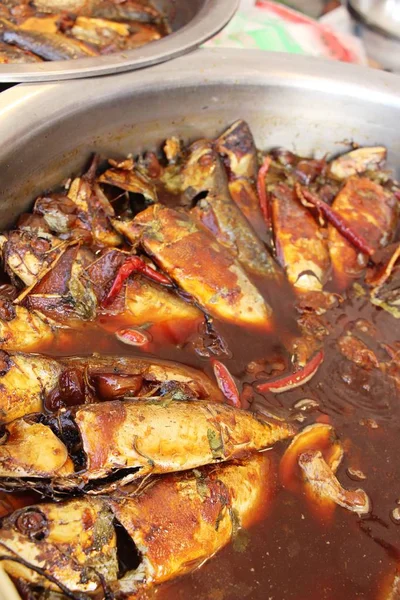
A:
[156, 296, 400, 600]
[6, 265, 400, 600]
[3, 150, 400, 600]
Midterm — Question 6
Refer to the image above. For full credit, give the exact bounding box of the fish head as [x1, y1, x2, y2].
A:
[0, 498, 117, 593]
[216, 119, 258, 180]
[182, 140, 230, 205]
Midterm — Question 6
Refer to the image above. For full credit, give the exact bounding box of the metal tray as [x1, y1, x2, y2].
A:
[0, 48, 399, 228]
[0, 0, 238, 82]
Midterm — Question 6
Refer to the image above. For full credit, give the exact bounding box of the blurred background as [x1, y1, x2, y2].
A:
[205, 0, 400, 72]
[0, 0, 398, 91]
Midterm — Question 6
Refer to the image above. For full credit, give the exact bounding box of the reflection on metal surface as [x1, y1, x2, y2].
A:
[0, 0, 238, 82]
[0, 48, 398, 224]
[348, 0, 400, 71]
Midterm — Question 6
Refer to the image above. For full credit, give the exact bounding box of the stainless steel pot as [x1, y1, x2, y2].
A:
[0, 48, 399, 229]
[0, 0, 238, 82]
[348, 0, 400, 71]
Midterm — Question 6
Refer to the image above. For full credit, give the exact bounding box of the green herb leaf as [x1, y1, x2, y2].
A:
[145, 396, 174, 408]
[352, 282, 366, 298]
[233, 528, 250, 553]
[215, 506, 226, 531]
[193, 469, 209, 500]
[207, 428, 225, 460]
[171, 388, 191, 401]
[229, 508, 250, 553]
[68, 259, 97, 320]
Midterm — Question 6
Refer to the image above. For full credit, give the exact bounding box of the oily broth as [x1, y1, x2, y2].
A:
[3, 159, 400, 600]
[155, 291, 400, 600]
[7, 258, 400, 600]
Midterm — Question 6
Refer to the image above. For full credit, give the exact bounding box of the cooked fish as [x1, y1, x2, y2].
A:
[216, 119, 268, 241]
[182, 139, 279, 279]
[0, 19, 98, 60]
[113, 204, 274, 330]
[0, 455, 270, 595]
[0, 352, 223, 423]
[328, 177, 398, 289]
[329, 146, 387, 180]
[0, 399, 295, 492]
[271, 183, 330, 293]
[0, 306, 54, 352]
[0, 39, 42, 62]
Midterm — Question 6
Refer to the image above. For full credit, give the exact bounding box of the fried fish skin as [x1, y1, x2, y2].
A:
[98, 165, 158, 204]
[89, 249, 203, 329]
[0, 351, 222, 422]
[0, 400, 294, 492]
[329, 146, 387, 180]
[0, 497, 117, 593]
[113, 453, 271, 593]
[217, 120, 259, 181]
[0, 39, 42, 62]
[19, 15, 59, 34]
[70, 16, 130, 46]
[32, 0, 160, 22]
[271, 183, 330, 294]
[0, 351, 61, 424]
[67, 175, 122, 248]
[89, 0, 161, 23]
[0, 305, 54, 352]
[328, 177, 398, 290]
[61, 354, 224, 402]
[66, 247, 203, 331]
[0, 418, 74, 479]
[1, 26, 98, 60]
[216, 119, 268, 241]
[0, 455, 270, 595]
[183, 139, 279, 279]
[1, 247, 202, 351]
[0, 230, 66, 288]
[122, 277, 203, 326]
[74, 399, 294, 484]
[114, 204, 273, 331]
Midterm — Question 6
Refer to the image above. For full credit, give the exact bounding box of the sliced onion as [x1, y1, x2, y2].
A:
[280, 423, 343, 493]
[293, 398, 319, 411]
[299, 450, 371, 516]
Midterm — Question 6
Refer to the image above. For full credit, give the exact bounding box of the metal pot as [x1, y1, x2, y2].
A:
[0, 0, 238, 82]
[348, 0, 400, 71]
[0, 48, 399, 229]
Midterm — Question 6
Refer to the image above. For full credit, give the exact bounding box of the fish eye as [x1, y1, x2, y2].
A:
[15, 508, 48, 541]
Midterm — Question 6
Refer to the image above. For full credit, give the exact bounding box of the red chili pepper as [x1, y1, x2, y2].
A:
[297, 186, 375, 256]
[115, 327, 152, 347]
[257, 155, 272, 227]
[211, 359, 241, 408]
[103, 256, 172, 306]
[257, 349, 324, 394]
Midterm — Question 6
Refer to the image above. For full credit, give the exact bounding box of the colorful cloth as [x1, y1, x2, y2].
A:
[204, 1, 366, 64]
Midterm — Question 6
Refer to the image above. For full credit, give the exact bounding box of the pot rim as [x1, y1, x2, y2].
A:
[0, 0, 238, 82]
[347, 0, 400, 43]
[0, 48, 399, 121]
